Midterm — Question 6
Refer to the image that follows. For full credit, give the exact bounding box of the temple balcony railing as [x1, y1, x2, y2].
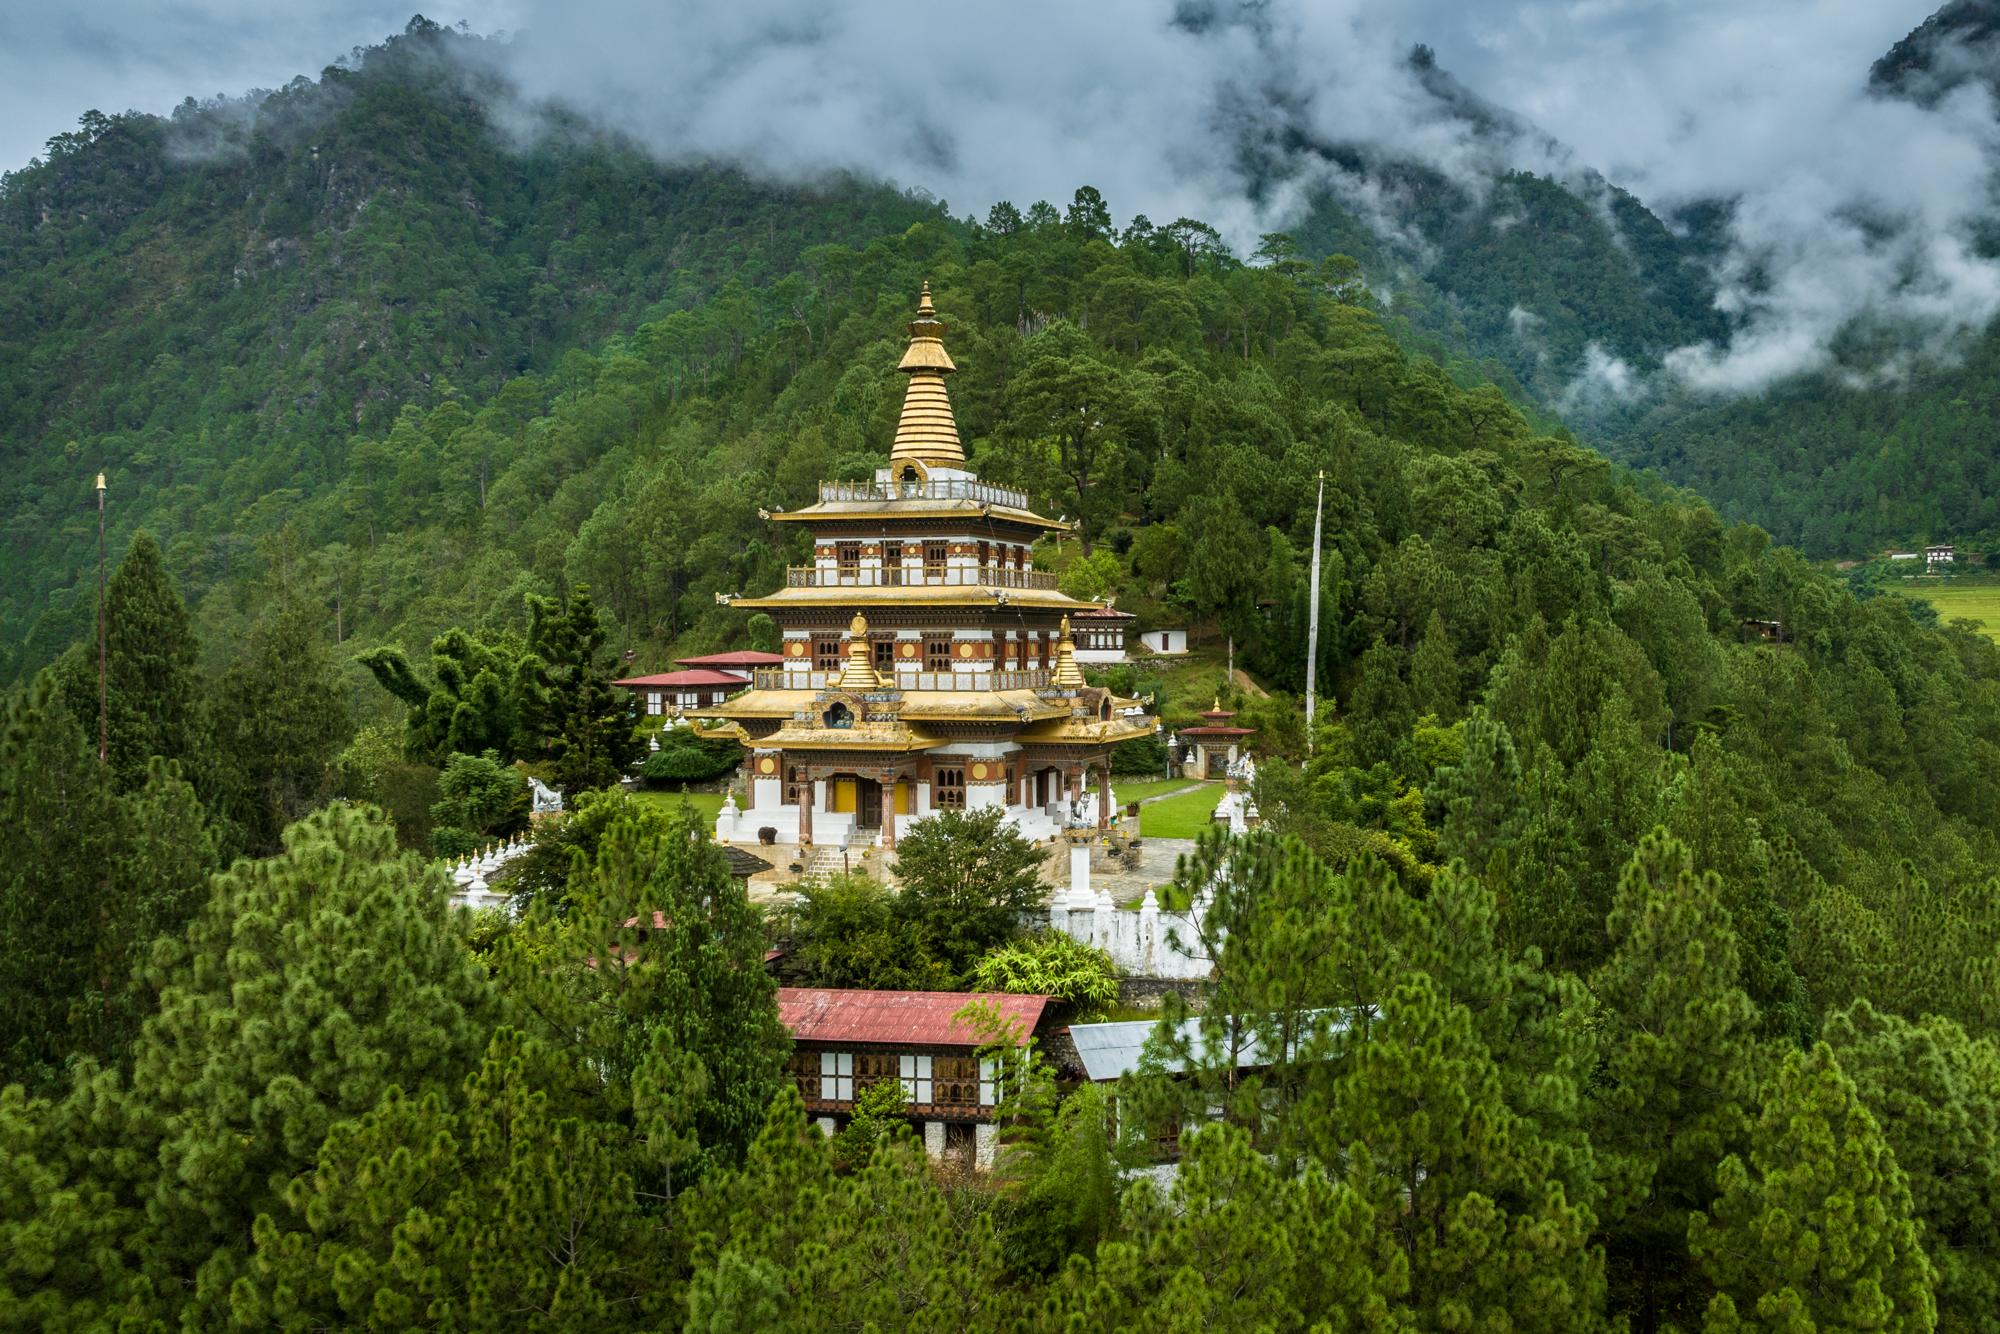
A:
[785, 564, 1059, 590]
[752, 667, 1056, 692]
[816, 478, 1034, 510]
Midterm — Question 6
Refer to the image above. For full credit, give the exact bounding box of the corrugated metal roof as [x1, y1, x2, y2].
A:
[675, 651, 785, 668]
[777, 987, 1047, 1047]
[1069, 1011, 1353, 1082]
[614, 669, 746, 687]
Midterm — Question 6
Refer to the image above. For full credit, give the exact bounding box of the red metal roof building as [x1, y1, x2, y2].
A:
[614, 668, 750, 714]
[674, 650, 787, 671]
[775, 986, 1053, 1166]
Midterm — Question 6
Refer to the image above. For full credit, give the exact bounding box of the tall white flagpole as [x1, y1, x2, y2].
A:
[1304, 470, 1325, 751]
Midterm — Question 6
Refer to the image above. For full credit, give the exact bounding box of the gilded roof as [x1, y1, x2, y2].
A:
[765, 498, 1073, 531]
[729, 585, 1096, 611]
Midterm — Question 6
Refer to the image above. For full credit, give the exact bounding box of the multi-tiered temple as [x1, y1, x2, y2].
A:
[697, 285, 1154, 851]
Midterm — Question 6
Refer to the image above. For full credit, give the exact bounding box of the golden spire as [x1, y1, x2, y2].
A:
[890, 282, 965, 469]
[1052, 615, 1087, 688]
[837, 611, 885, 690]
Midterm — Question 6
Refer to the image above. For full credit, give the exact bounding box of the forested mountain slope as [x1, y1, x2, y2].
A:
[0, 20, 941, 675]
[4, 19, 2000, 1326]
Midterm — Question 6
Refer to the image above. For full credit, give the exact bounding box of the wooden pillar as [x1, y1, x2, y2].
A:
[800, 773, 814, 846]
[1096, 764, 1112, 832]
[1068, 766, 1082, 808]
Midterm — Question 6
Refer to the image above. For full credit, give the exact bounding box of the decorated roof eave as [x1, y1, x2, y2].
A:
[1012, 714, 1160, 745]
[726, 588, 1100, 611]
[766, 504, 1074, 532]
[758, 727, 945, 751]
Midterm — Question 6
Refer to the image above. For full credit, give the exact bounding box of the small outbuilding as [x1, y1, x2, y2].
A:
[1176, 700, 1255, 780]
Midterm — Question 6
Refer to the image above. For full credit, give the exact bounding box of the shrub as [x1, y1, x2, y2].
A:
[971, 931, 1120, 1014]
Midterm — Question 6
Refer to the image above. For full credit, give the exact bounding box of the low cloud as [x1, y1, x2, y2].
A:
[6, 1, 1995, 400]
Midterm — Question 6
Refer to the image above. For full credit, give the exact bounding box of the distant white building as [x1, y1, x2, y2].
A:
[1138, 628, 1188, 656]
[1927, 543, 1955, 572]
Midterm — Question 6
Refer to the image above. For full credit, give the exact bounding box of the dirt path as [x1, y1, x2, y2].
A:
[1231, 668, 1268, 698]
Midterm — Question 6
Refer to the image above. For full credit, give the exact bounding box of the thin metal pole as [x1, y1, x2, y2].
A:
[1305, 470, 1325, 752]
[95, 472, 108, 768]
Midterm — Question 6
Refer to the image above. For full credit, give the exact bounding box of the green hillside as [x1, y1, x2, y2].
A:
[0, 19, 941, 677]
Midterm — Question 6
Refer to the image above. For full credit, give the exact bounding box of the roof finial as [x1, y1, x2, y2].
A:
[890, 283, 965, 469]
[1053, 616, 1087, 689]
[838, 612, 885, 691]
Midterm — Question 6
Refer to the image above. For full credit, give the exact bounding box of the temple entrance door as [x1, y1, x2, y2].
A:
[858, 779, 883, 827]
[1206, 747, 1226, 778]
[1034, 769, 1050, 807]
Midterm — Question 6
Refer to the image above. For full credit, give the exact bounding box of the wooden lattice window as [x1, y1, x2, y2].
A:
[924, 634, 953, 672]
[882, 541, 903, 582]
[923, 540, 948, 580]
[836, 540, 861, 577]
[812, 635, 841, 671]
[873, 636, 896, 673]
[935, 767, 965, 809]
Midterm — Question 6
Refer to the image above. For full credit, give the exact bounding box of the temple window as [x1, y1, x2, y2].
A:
[923, 540, 947, 581]
[882, 541, 903, 583]
[979, 1058, 1000, 1107]
[646, 691, 663, 715]
[924, 634, 953, 672]
[783, 766, 802, 805]
[812, 635, 841, 671]
[935, 766, 965, 808]
[836, 541, 861, 578]
[872, 636, 896, 673]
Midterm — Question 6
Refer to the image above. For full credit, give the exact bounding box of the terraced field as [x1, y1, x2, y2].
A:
[1898, 580, 2000, 644]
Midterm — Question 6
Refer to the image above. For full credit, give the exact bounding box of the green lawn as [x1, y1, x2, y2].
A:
[627, 788, 726, 822]
[1136, 783, 1226, 839]
[1113, 778, 1199, 805]
[1901, 580, 2000, 644]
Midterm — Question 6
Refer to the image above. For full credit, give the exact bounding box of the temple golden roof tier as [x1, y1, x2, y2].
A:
[890, 282, 966, 469]
[765, 492, 1071, 532]
[727, 585, 1098, 612]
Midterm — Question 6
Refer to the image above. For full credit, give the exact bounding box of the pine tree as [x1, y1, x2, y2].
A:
[1823, 1002, 2000, 1331]
[1046, 1122, 1406, 1332]
[683, 1088, 1013, 1333]
[1590, 830, 1760, 1332]
[500, 803, 788, 1184]
[1409, 608, 1461, 721]
[112, 803, 496, 1326]
[240, 1029, 670, 1330]
[217, 592, 351, 854]
[56, 532, 211, 795]
[0, 676, 114, 1083]
[1334, 971, 1606, 1332]
[1433, 708, 1528, 875]
[1691, 1043, 1936, 1332]
[522, 585, 643, 796]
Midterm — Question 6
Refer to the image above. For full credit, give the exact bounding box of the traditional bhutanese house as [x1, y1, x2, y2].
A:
[692, 285, 1155, 851]
[614, 668, 750, 716]
[1176, 700, 1255, 780]
[1071, 605, 1136, 664]
[779, 986, 1050, 1168]
[1137, 628, 1188, 655]
[1927, 543, 1956, 571]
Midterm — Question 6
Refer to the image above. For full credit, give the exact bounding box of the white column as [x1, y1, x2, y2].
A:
[924, 1121, 947, 1160]
[974, 1122, 997, 1170]
[1140, 886, 1161, 976]
[1068, 844, 1094, 910]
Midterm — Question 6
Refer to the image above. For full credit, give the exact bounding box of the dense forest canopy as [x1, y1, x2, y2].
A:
[2, 12, 2000, 1332]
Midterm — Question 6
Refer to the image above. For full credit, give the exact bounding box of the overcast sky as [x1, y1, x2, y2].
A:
[1, 1, 1986, 396]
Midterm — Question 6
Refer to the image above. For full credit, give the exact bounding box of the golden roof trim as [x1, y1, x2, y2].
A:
[767, 502, 1074, 531]
[728, 587, 1098, 610]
